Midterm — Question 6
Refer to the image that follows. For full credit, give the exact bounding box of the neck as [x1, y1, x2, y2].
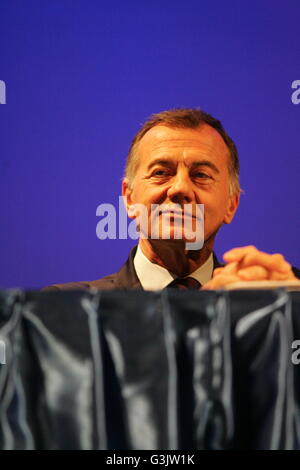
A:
[139, 237, 215, 277]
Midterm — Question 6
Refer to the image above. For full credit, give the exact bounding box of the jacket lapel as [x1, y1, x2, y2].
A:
[113, 246, 143, 289]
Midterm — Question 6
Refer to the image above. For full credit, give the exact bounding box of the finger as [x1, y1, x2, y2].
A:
[212, 267, 224, 277]
[213, 262, 239, 278]
[223, 245, 257, 262]
[224, 246, 291, 273]
[237, 265, 269, 281]
[269, 270, 297, 281]
[202, 274, 240, 290]
[239, 253, 291, 273]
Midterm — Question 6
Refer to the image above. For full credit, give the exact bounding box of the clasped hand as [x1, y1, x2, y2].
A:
[203, 245, 298, 290]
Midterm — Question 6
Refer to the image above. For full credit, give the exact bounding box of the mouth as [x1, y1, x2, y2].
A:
[158, 208, 201, 222]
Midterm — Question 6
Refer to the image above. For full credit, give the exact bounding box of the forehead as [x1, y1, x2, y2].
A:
[136, 124, 230, 166]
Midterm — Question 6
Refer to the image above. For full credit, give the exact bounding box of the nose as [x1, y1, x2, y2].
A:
[166, 168, 195, 204]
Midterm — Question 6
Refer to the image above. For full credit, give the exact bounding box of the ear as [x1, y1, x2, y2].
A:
[122, 178, 135, 219]
[223, 192, 240, 224]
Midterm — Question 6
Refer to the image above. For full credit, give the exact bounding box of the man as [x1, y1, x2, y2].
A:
[45, 108, 300, 291]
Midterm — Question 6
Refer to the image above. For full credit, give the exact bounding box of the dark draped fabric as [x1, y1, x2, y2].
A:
[0, 289, 300, 450]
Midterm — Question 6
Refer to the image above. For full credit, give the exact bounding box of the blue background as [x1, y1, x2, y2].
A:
[1, 0, 299, 289]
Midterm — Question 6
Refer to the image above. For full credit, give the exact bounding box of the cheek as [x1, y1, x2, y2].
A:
[202, 195, 229, 219]
[208, 184, 230, 205]
[133, 185, 167, 205]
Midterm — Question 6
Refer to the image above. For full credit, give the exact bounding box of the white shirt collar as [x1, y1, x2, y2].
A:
[134, 244, 214, 290]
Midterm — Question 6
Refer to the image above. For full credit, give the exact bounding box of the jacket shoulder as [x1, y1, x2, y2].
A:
[42, 246, 140, 292]
[292, 266, 300, 280]
[42, 273, 118, 291]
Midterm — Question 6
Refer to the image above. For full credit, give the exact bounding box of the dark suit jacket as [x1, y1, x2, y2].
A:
[44, 246, 224, 291]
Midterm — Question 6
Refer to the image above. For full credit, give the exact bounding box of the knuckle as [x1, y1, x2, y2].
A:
[213, 267, 222, 274]
[246, 245, 256, 251]
[257, 265, 268, 273]
[272, 253, 284, 262]
[272, 253, 282, 258]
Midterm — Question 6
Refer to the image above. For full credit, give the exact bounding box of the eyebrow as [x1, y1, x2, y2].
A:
[190, 160, 220, 174]
[147, 158, 220, 174]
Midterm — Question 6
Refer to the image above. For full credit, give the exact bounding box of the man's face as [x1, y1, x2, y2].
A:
[123, 124, 239, 245]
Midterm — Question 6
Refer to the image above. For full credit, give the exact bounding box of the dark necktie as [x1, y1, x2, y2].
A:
[166, 277, 201, 290]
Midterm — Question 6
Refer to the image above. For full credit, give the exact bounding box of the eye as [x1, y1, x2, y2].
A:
[193, 172, 211, 179]
[152, 169, 170, 177]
